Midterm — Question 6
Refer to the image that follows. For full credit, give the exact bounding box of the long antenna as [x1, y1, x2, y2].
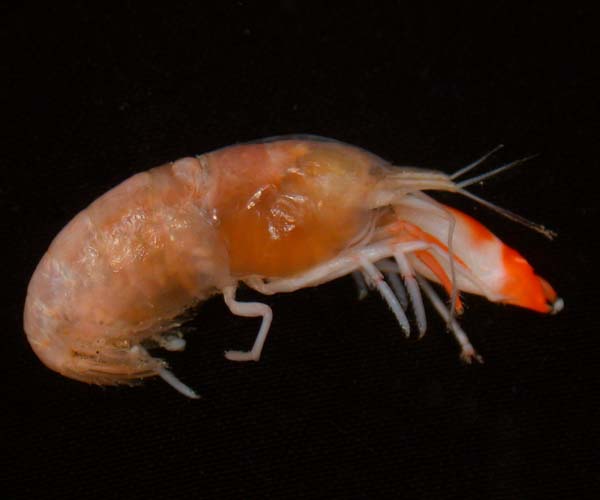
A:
[450, 144, 504, 180]
[457, 154, 539, 188]
[458, 188, 557, 240]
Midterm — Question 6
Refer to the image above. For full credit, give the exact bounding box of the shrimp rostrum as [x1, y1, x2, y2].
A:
[24, 136, 563, 398]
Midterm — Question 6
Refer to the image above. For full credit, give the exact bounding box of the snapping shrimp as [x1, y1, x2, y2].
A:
[23, 136, 563, 398]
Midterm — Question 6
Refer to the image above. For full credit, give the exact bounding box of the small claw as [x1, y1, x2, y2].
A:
[401, 325, 411, 339]
[460, 346, 484, 364]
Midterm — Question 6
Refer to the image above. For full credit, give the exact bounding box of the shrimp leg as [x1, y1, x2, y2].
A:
[223, 285, 273, 362]
[351, 261, 410, 309]
[383, 269, 410, 310]
[416, 276, 483, 364]
[394, 251, 427, 337]
[351, 271, 370, 300]
[129, 345, 200, 399]
[245, 241, 431, 339]
[375, 259, 410, 310]
[360, 258, 410, 336]
[245, 240, 430, 296]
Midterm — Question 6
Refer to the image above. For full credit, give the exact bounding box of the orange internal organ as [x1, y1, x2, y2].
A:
[214, 141, 373, 278]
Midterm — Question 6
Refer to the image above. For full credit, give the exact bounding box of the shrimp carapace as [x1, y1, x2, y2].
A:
[209, 139, 381, 277]
[23, 136, 562, 397]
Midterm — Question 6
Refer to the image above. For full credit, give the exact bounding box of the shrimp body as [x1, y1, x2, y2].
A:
[23, 136, 562, 397]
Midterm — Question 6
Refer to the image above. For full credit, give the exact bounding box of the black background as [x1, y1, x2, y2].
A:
[3, 3, 598, 499]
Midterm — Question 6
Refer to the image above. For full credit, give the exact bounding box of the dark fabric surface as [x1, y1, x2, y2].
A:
[3, 3, 597, 499]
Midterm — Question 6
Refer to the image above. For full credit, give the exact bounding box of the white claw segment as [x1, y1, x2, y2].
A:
[223, 286, 273, 363]
[384, 271, 409, 310]
[360, 258, 410, 337]
[376, 259, 409, 309]
[224, 349, 261, 362]
[394, 251, 427, 337]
